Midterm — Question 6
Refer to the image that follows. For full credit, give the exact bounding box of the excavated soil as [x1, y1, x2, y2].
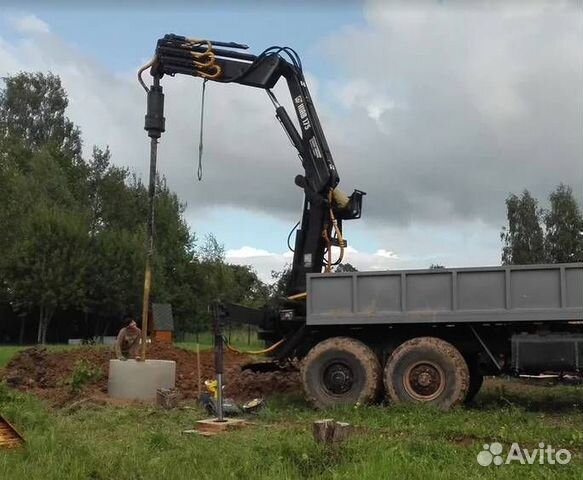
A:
[1, 344, 301, 408]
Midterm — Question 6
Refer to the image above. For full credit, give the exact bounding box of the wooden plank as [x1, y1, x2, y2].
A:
[195, 417, 247, 434]
[0, 415, 25, 449]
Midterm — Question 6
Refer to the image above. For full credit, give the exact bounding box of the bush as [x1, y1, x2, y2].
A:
[67, 359, 102, 394]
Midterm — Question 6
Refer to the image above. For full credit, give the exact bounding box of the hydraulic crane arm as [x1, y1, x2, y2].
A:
[141, 34, 365, 294]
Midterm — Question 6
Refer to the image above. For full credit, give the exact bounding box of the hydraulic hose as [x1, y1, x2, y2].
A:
[223, 338, 285, 355]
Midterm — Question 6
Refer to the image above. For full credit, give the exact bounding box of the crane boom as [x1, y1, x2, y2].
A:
[142, 34, 365, 295]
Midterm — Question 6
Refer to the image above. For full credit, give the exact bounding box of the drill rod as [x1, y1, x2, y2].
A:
[213, 303, 225, 422]
[140, 135, 158, 361]
[140, 74, 165, 361]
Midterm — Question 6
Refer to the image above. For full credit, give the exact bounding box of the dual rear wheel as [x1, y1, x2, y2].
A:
[301, 336, 475, 410]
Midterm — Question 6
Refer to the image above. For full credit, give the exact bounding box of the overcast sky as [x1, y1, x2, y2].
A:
[1, 1, 581, 282]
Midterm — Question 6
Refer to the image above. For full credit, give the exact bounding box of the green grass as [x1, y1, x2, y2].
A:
[0, 345, 582, 479]
[0, 346, 23, 369]
[0, 344, 84, 369]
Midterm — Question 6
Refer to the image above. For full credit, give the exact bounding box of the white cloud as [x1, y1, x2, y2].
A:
[375, 249, 398, 259]
[11, 14, 50, 35]
[225, 243, 405, 283]
[225, 248, 288, 283]
[333, 78, 396, 121]
[322, 0, 582, 226]
[225, 246, 275, 258]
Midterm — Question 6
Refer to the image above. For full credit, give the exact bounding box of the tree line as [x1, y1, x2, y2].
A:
[0, 72, 268, 344]
[501, 186, 583, 265]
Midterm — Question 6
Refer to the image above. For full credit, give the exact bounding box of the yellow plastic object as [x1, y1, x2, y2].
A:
[204, 379, 218, 399]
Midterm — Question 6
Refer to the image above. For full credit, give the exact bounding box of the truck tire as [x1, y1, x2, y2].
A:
[465, 370, 484, 403]
[301, 337, 381, 409]
[384, 337, 469, 410]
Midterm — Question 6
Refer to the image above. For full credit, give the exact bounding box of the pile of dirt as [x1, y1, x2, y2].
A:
[2, 344, 301, 407]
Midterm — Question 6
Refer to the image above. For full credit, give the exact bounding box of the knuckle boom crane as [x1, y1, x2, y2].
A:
[140, 34, 583, 410]
[140, 34, 364, 358]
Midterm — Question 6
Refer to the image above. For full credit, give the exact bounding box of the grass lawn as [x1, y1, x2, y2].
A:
[0, 346, 582, 479]
[0, 346, 23, 369]
[0, 344, 86, 369]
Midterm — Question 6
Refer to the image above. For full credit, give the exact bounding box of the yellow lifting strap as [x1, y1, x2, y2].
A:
[287, 292, 307, 301]
[137, 37, 222, 93]
[180, 37, 223, 80]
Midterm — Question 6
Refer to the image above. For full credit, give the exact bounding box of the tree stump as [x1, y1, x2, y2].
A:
[331, 421, 352, 443]
[312, 419, 353, 444]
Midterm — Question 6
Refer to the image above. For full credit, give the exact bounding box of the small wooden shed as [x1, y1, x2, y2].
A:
[151, 303, 175, 344]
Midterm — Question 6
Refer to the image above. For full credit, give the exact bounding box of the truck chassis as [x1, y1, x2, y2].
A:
[262, 263, 583, 409]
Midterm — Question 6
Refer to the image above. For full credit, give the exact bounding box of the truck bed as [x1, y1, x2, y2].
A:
[306, 263, 583, 326]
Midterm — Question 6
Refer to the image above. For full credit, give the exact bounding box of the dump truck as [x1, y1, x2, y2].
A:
[141, 34, 583, 409]
[295, 263, 583, 408]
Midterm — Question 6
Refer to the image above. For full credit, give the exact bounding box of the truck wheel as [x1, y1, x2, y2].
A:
[301, 337, 381, 409]
[384, 337, 469, 410]
[465, 370, 484, 403]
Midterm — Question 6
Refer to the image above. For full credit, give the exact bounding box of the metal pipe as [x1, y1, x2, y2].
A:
[216, 373, 224, 422]
[196, 343, 201, 399]
[157, 44, 258, 63]
[266, 89, 281, 108]
[213, 303, 226, 422]
[161, 34, 249, 50]
[275, 106, 304, 156]
[470, 326, 502, 371]
[140, 136, 158, 361]
[140, 76, 166, 361]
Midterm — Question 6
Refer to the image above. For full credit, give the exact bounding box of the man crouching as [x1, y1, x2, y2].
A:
[115, 317, 142, 360]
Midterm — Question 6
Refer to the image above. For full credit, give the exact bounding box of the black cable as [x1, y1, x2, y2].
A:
[197, 79, 208, 181]
[222, 45, 303, 84]
[287, 221, 300, 251]
[282, 47, 302, 71]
